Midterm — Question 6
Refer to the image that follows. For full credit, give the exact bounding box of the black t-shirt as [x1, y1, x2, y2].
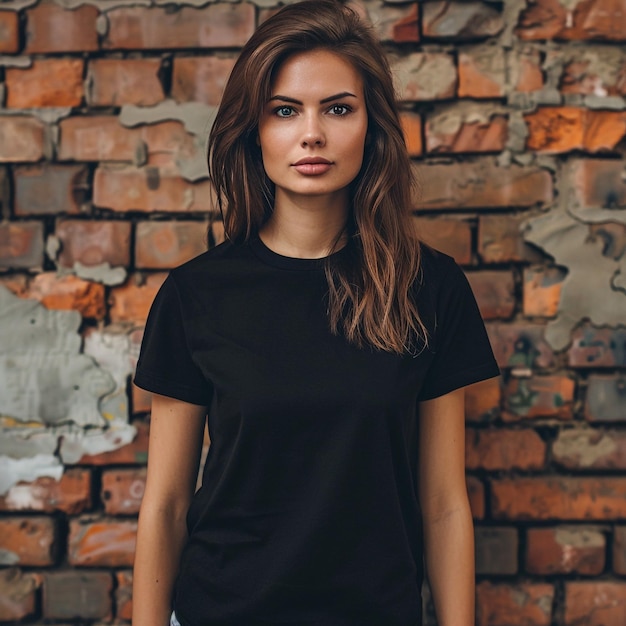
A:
[134, 237, 500, 626]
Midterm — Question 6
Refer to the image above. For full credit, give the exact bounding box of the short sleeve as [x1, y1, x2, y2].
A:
[133, 274, 213, 406]
[418, 261, 500, 401]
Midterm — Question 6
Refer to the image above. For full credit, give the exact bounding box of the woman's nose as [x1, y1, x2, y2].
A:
[301, 117, 326, 147]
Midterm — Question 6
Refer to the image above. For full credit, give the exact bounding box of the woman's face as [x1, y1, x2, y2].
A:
[258, 48, 368, 209]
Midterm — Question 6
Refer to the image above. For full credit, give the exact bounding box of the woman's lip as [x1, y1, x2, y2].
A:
[292, 163, 332, 175]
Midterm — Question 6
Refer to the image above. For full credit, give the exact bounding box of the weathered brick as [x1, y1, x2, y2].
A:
[399, 111, 422, 157]
[0, 10, 19, 53]
[54, 220, 131, 270]
[390, 3, 419, 43]
[523, 266, 566, 318]
[512, 46, 545, 93]
[172, 56, 237, 106]
[69, 516, 137, 567]
[414, 217, 471, 265]
[425, 103, 508, 153]
[422, 1, 503, 39]
[568, 324, 626, 368]
[458, 43, 506, 98]
[478, 214, 544, 264]
[43, 570, 112, 620]
[413, 160, 553, 210]
[466, 428, 546, 471]
[0, 221, 44, 270]
[101, 468, 146, 515]
[476, 581, 554, 626]
[104, 4, 255, 50]
[87, 58, 164, 107]
[135, 221, 208, 269]
[517, 0, 626, 42]
[392, 53, 457, 101]
[0, 117, 45, 163]
[465, 377, 501, 422]
[566, 159, 626, 212]
[486, 323, 555, 370]
[467, 476, 485, 520]
[565, 581, 626, 626]
[504, 375, 575, 420]
[0, 568, 40, 622]
[13, 164, 88, 215]
[525, 107, 626, 153]
[558, 47, 626, 97]
[585, 375, 626, 422]
[465, 270, 515, 320]
[614, 526, 626, 575]
[0, 468, 91, 514]
[553, 428, 626, 470]
[475, 526, 518, 575]
[0, 517, 56, 566]
[72, 419, 149, 465]
[25, 1, 98, 53]
[115, 570, 133, 621]
[526, 526, 606, 575]
[491, 477, 626, 520]
[93, 165, 216, 213]
[109, 273, 167, 324]
[6, 59, 84, 108]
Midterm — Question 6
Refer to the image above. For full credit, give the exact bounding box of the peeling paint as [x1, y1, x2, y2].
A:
[555, 527, 605, 549]
[0, 56, 32, 68]
[553, 429, 618, 468]
[59, 421, 137, 464]
[0, 549, 20, 566]
[427, 101, 509, 137]
[72, 261, 127, 286]
[0, 454, 63, 496]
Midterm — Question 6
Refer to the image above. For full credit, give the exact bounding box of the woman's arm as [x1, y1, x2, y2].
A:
[418, 388, 474, 626]
[132, 393, 208, 626]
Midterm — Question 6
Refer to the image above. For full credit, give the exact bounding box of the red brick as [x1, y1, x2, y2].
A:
[0, 10, 19, 53]
[0, 117, 45, 163]
[6, 59, 84, 108]
[503, 375, 575, 420]
[512, 47, 545, 93]
[475, 527, 518, 575]
[458, 44, 505, 98]
[553, 428, 626, 470]
[25, 273, 106, 319]
[25, 1, 98, 53]
[559, 49, 626, 97]
[69, 516, 137, 567]
[566, 158, 626, 212]
[115, 570, 133, 621]
[104, 4, 255, 50]
[13, 164, 88, 215]
[172, 56, 236, 106]
[526, 526, 606, 575]
[614, 526, 626, 574]
[478, 214, 545, 264]
[392, 53, 457, 101]
[399, 111, 422, 157]
[476, 581, 554, 626]
[517, 0, 626, 42]
[0, 221, 44, 270]
[414, 217, 471, 265]
[525, 107, 626, 153]
[391, 3, 419, 43]
[101, 468, 146, 515]
[585, 375, 626, 422]
[523, 266, 565, 317]
[109, 273, 167, 324]
[54, 220, 131, 270]
[565, 581, 626, 625]
[87, 58, 164, 107]
[466, 428, 546, 471]
[135, 221, 208, 269]
[465, 377, 501, 422]
[0, 468, 91, 515]
[0, 517, 56, 566]
[0, 568, 40, 622]
[568, 324, 626, 368]
[465, 270, 515, 320]
[491, 477, 626, 520]
[486, 323, 555, 370]
[43, 570, 112, 620]
[73, 419, 149, 465]
[422, 1, 503, 39]
[467, 476, 485, 520]
[413, 160, 553, 210]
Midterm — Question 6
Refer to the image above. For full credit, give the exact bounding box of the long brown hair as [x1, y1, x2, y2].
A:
[207, 0, 426, 354]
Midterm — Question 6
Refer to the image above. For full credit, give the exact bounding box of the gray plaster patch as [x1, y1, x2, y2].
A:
[584, 95, 626, 110]
[0, 454, 63, 496]
[72, 261, 127, 286]
[0, 0, 38, 9]
[0, 56, 32, 68]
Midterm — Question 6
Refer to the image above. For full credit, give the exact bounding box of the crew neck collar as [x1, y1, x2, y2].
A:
[249, 236, 348, 271]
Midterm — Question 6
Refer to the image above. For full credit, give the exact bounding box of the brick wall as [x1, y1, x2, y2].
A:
[1, 0, 626, 624]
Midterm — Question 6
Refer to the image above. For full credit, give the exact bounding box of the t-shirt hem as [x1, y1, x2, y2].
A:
[418, 361, 500, 401]
[133, 371, 211, 407]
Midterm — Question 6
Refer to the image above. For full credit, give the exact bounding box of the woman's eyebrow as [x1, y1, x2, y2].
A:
[268, 92, 358, 105]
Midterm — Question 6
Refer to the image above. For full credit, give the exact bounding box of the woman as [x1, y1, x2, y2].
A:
[132, 2, 499, 625]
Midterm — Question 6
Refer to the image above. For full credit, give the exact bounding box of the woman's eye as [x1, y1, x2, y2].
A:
[329, 104, 350, 115]
[275, 106, 295, 118]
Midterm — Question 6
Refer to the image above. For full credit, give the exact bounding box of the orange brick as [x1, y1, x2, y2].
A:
[478, 214, 544, 264]
[135, 221, 208, 269]
[553, 428, 626, 470]
[101, 468, 146, 515]
[465, 270, 515, 320]
[467, 476, 485, 520]
[25, 1, 98, 53]
[422, 1, 503, 39]
[0, 10, 19, 53]
[73, 419, 149, 465]
[414, 217, 471, 265]
[0, 517, 56, 566]
[465, 377, 501, 422]
[0, 569, 40, 622]
[6, 59, 84, 108]
[109, 273, 167, 324]
[476, 581, 554, 626]
[115, 571, 133, 621]
[504, 375, 575, 420]
[172, 56, 236, 106]
[391, 3, 419, 43]
[565, 582, 626, 625]
[399, 111, 422, 157]
[0, 468, 91, 515]
[466, 428, 546, 471]
[458, 44, 505, 98]
[392, 52, 457, 101]
[104, 4, 255, 50]
[486, 322, 555, 370]
[523, 266, 565, 317]
[0, 221, 44, 270]
[69, 516, 137, 567]
[0, 117, 45, 163]
[87, 58, 164, 107]
[568, 324, 626, 368]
